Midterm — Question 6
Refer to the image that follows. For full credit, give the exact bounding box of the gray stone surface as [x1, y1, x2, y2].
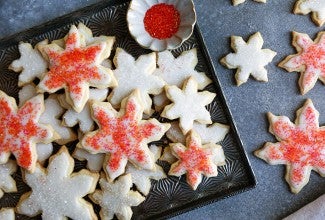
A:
[0, 0, 324, 219]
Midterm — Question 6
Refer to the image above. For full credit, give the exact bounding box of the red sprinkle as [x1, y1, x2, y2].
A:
[144, 3, 180, 40]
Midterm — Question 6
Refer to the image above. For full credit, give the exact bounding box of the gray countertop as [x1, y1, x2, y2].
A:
[1, 0, 325, 219]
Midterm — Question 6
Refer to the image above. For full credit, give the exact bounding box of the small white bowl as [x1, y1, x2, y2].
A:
[127, 0, 196, 51]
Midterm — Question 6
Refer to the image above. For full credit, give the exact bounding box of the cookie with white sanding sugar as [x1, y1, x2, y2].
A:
[294, 0, 325, 26]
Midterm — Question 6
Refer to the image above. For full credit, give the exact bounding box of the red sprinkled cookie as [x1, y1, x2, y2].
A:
[255, 99, 325, 193]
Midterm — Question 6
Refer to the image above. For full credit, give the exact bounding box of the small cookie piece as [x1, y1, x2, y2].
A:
[162, 77, 215, 134]
[160, 146, 178, 164]
[63, 88, 109, 133]
[80, 89, 170, 180]
[255, 99, 325, 194]
[279, 31, 325, 95]
[37, 24, 117, 113]
[169, 130, 226, 190]
[9, 41, 48, 87]
[0, 160, 17, 198]
[125, 145, 166, 195]
[36, 143, 53, 164]
[0, 208, 15, 220]
[294, 0, 325, 26]
[221, 32, 276, 86]
[232, 0, 266, 6]
[90, 174, 145, 220]
[16, 146, 99, 220]
[0, 91, 56, 172]
[109, 48, 165, 114]
[73, 148, 105, 172]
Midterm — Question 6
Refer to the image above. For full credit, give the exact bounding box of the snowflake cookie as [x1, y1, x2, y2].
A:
[220, 32, 276, 86]
[169, 130, 226, 190]
[0, 91, 56, 172]
[73, 148, 105, 172]
[279, 31, 325, 95]
[37, 24, 117, 113]
[232, 0, 266, 6]
[90, 174, 144, 220]
[294, 0, 325, 26]
[255, 99, 325, 193]
[0, 208, 15, 220]
[9, 40, 48, 87]
[16, 146, 99, 219]
[162, 77, 216, 134]
[80, 89, 170, 180]
[109, 48, 165, 115]
[0, 160, 17, 198]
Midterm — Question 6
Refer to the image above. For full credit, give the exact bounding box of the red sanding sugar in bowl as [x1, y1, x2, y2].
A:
[143, 3, 180, 40]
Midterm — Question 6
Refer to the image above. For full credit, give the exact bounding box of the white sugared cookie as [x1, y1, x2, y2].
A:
[0, 160, 17, 198]
[232, 0, 266, 6]
[0, 208, 15, 220]
[294, 0, 325, 26]
[73, 148, 105, 172]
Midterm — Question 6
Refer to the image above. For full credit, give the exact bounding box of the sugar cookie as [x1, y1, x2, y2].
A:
[255, 99, 325, 193]
[279, 31, 325, 95]
[80, 89, 170, 180]
[90, 174, 145, 220]
[16, 146, 99, 219]
[232, 0, 266, 6]
[169, 130, 226, 190]
[37, 24, 117, 113]
[162, 77, 215, 134]
[294, 0, 325, 26]
[109, 48, 165, 115]
[160, 146, 178, 164]
[0, 160, 17, 198]
[73, 148, 105, 172]
[221, 32, 276, 86]
[0, 208, 15, 220]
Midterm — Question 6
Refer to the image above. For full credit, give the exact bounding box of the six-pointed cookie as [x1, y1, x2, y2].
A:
[294, 0, 325, 26]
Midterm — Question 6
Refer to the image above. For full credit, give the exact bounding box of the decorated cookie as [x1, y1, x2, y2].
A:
[108, 48, 165, 114]
[279, 31, 325, 95]
[166, 121, 230, 145]
[0, 208, 15, 220]
[73, 148, 105, 172]
[255, 99, 325, 193]
[16, 146, 99, 219]
[37, 24, 117, 113]
[125, 145, 166, 195]
[294, 0, 325, 26]
[232, 0, 266, 6]
[169, 130, 226, 190]
[80, 89, 170, 180]
[0, 91, 56, 172]
[9, 41, 48, 87]
[162, 77, 215, 134]
[63, 88, 109, 133]
[220, 32, 276, 86]
[36, 143, 53, 164]
[90, 174, 145, 220]
[160, 146, 178, 164]
[0, 160, 17, 198]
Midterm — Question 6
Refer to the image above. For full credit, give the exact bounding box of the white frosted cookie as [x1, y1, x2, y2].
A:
[0, 160, 17, 198]
[169, 130, 226, 190]
[0, 208, 15, 220]
[9, 41, 48, 87]
[73, 148, 105, 172]
[125, 145, 166, 195]
[63, 88, 108, 133]
[294, 0, 325, 26]
[16, 146, 99, 220]
[232, 0, 266, 6]
[220, 32, 276, 86]
[162, 77, 215, 134]
[37, 24, 117, 113]
[90, 174, 145, 220]
[166, 121, 230, 145]
[80, 89, 170, 180]
[160, 146, 178, 164]
[109, 48, 165, 114]
[279, 31, 325, 95]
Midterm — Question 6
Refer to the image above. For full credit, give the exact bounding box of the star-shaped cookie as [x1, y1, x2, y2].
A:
[0, 160, 17, 198]
[37, 25, 117, 112]
[90, 174, 145, 220]
[255, 99, 325, 193]
[294, 0, 325, 26]
[232, 0, 266, 6]
[80, 89, 170, 180]
[0, 208, 15, 220]
[109, 48, 165, 114]
[73, 148, 105, 172]
[16, 146, 99, 219]
[221, 32, 276, 86]
[162, 77, 215, 134]
[169, 130, 226, 190]
[279, 31, 325, 95]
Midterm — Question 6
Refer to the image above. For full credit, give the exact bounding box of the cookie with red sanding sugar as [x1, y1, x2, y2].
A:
[37, 24, 117, 113]
[0, 90, 56, 172]
[255, 99, 325, 193]
[79, 89, 170, 180]
[232, 0, 266, 6]
[294, 0, 325, 26]
[169, 130, 226, 190]
[279, 31, 325, 95]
